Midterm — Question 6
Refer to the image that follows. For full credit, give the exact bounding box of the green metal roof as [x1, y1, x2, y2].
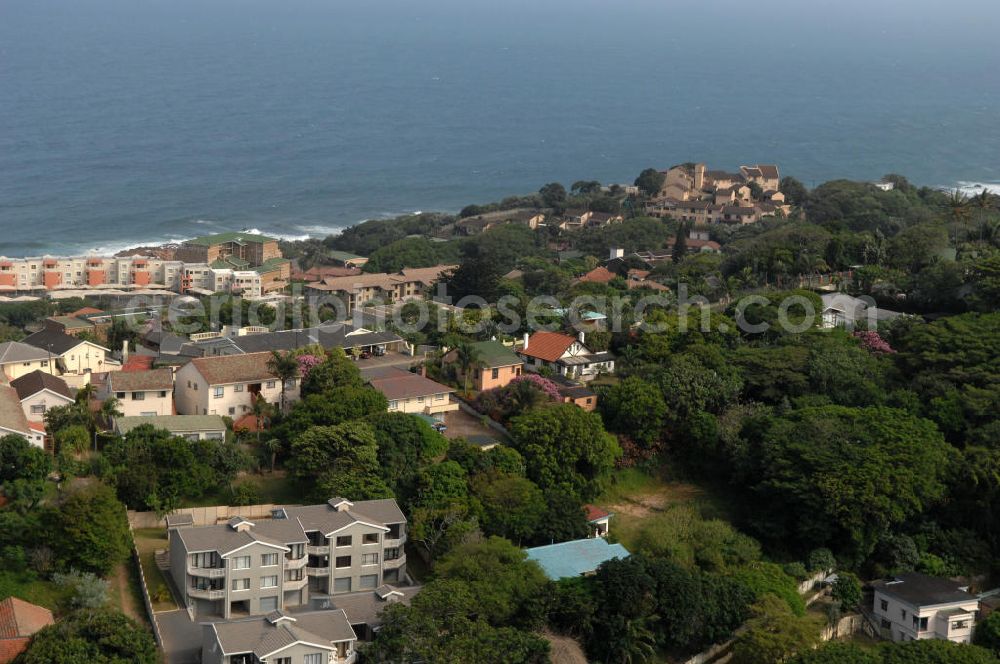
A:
[326, 250, 367, 262]
[254, 258, 291, 274]
[469, 341, 522, 368]
[209, 256, 251, 270]
[185, 232, 277, 247]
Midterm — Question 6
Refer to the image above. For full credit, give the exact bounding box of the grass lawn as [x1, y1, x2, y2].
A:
[0, 572, 66, 613]
[132, 528, 178, 612]
[595, 466, 739, 552]
[178, 472, 303, 508]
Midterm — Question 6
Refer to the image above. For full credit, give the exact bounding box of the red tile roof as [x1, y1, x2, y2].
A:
[0, 597, 54, 662]
[584, 504, 610, 522]
[578, 267, 617, 284]
[520, 332, 577, 362]
[234, 413, 264, 432]
[122, 355, 155, 372]
[67, 307, 104, 318]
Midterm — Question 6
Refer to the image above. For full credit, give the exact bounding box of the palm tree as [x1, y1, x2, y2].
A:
[263, 438, 282, 473]
[267, 351, 300, 413]
[607, 615, 657, 664]
[250, 394, 272, 441]
[947, 189, 969, 246]
[454, 343, 483, 396]
[99, 397, 123, 430]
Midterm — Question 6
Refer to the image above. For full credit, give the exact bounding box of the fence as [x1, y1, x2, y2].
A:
[132, 540, 163, 647]
[820, 613, 864, 641]
[128, 503, 299, 529]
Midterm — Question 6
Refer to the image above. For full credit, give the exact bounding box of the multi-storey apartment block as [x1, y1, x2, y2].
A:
[168, 498, 408, 620]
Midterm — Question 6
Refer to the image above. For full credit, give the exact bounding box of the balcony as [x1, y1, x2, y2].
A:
[383, 555, 406, 569]
[188, 587, 226, 600]
[284, 577, 308, 591]
[305, 544, 330, 556]
[188, 565, 226, 579]
[306, 566, 329, 577]
[285, 556, 308, 570]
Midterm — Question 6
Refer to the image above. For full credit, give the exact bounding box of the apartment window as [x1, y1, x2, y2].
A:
[880, 618, 891, 629]
[417, 395, 424, 403]
[901, 609, 907, 620]
[336, 536, 352, 547]
[287, 379, 296, 388]
[261, 576, 278, 589]
[234, 384, 244, 393]
[30, 405, 45, 415]
[261, 553, 278, 567]
[304, 654, 323, 664]
[335, 556, 351, 569]
[912, 616, 928, 631]
[388, 400, 398, 410]
[359, 574, 378, 589]
[954, 620, 970, 630]
[334, 577, 351, 592]
[232, 556, 251, 570]
[435, 393, 444, 401]
[115, 392, 125, 399]
[231, 578, 250, 592]
[275, 658, 291, 664]
[228, 407, 236, 415]
[266, 380, 276, 389]
[880, 600, 888, 611]
[363, 533, 379, 545]
[213, 386, 224, 399]
[491, 368, 499, 380]
[132, 391, 145, 401]
[362, 553, 379, 566]
[285, 569, 304, 582]
[159, 391, 167, 398]
[384, 548, 400, 561]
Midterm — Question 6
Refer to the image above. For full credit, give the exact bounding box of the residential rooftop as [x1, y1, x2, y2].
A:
[114, 414, 227, 437]
[525, 538, 630, 580]
[872, 573, 976, 607]
[184, 232, 278, 247]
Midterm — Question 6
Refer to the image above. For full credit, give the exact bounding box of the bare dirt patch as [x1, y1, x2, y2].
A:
[606, 482, 705, 519]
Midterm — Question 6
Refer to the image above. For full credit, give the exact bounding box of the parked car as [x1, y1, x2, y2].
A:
[432, 421, 447, 433]
[373, 346, 387, 356]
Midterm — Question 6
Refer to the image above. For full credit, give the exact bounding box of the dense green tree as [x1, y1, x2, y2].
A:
[975, 610, 1000, 656]
[508, 404, 620, 500]
[288, 422, 391, 501]
[879, 639, 1000, 664]
[20, 609, 157, 664]
[0, 434, 51, 483]
[780, 176, 809, 206]
[634, 168, 666, 197]
[731, 594, 822, 664]
[598, 376, 666, 446]
[363, 236, 459, 273]
[539, 182, 568, 210]
[471, 473, 546, 544]
[367, 411, 447, 500]
[300, 348, 362, 396]
[748, 406, 956, 559]
[831, 571, 862, 610]
[276, 387, 388, 442]
[48, 484, 130, 576]
[790, 642, 878, 663]
[266, 350, 300, 413]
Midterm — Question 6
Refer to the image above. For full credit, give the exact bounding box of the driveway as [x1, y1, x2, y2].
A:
[443, 409, 504, 448]
[158, 610, 203, 664]
[354, 351, 419, 371]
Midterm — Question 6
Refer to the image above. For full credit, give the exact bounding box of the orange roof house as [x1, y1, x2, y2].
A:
[518, 331, 579, 363]
[0, 597, 54, 663]
[578, 266, 617, 284]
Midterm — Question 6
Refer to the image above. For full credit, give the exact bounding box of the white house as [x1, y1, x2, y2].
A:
[9, 370, 74, 421]
[0, 384, 43, 448]
[820, 293, 905, 330]
[872, 573, 980, 644]
[104, 368, 175, 417]
[174, 352, 299, 418]
[0, 341, 56, 381]
[516, 331, 614, 381]
[21, 329, 113, 387]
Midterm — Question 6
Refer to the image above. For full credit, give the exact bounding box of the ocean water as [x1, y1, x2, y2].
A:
[1, 0, 999, 256]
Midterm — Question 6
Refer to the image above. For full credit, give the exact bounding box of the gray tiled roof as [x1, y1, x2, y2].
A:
[10, 370, 73, 401]
[872, 573, 976, 607]
[284, 498, 406, 535]
[211, 610, 356, 657]
[108, 368, 174, 392]
[0, 341, 50, 365]
[22, 329, 108, 355]
[328, 586, 421, 626]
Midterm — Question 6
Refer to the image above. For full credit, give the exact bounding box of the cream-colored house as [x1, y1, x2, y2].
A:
[174, 352, 300, 418]
[872, 573, 979, 644]
[0, 384, 42, 448]
[21, 329, 112, 387]
[105, 368, 174, 417]
[362, 367, 457, 417]
[0, 342, 56, 381]
[9, 371, 74, 421]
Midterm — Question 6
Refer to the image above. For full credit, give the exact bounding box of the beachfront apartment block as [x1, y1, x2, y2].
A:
[645, 162, 790, 224]
[0, 232, 290, 297]
[168, 498, 408, 620]
[174, 352, 300, 418]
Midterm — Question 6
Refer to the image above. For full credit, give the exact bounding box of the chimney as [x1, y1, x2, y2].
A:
[523, 332, 530, 350]
[122, 339, 129, 363]
[578, 330, 586, 345]
[609, 246, 624, 261]
[694, 163, 706, 189]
